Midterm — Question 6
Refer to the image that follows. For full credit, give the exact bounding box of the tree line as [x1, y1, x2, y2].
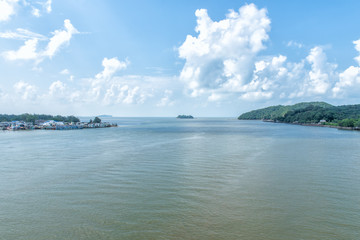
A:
[0, 114, 80, 123]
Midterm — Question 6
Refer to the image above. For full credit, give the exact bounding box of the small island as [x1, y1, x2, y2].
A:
[238, 102, 360, 130]
[177, 115, 194, 119]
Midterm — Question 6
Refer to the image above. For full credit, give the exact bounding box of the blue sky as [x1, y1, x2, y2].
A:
[1, 0, 360, 117]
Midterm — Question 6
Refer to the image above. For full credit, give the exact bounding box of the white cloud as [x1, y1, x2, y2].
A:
[31, 6, 40, 17]
[0, 28, 47, 40]
[353, 39, 360, 65]
[179, 4, 271, 99]
[0, 0, 18, 22]
[87, 57, 151, 105]
[28, 0, 52, 17]
[60, 69, 75, 81]
[303, 46, 336, 95]
[332, 39, 360, 97]
[240, 91, 273, 101]
[333, 66, 360, 97]
[3, 38, 39, 60]
[236, 54, 290, 101]
[44, 0, 51, 13]
[157, 90, 174, 106]
[287, 40, 304, 48]
[101, 82, 149, 105]
[14, 81, 38, 100]
[243, 47, 338, 100]
[208, 92, 223, 102]
[96, 57, 129, 79]
[49, 80, 66, 97]
[2, 19, 78, 62]
[69, 91, 81, 103]
[60, 69, 70, 75]
[177, 4, 360, 103]
[44, 19, 78, 58]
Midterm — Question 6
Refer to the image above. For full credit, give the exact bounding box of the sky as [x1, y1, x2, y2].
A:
[1, 0, 360, 117]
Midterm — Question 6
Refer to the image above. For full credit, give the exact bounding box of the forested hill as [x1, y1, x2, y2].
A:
[238, 102, 360, 127]
[238, 102, 332, 120]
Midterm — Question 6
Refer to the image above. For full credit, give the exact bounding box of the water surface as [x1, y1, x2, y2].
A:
[0, 118, 359, 239]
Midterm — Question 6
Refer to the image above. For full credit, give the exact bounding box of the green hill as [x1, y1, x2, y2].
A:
[238, 102, 332, 120]
[238, 102, 360, 127]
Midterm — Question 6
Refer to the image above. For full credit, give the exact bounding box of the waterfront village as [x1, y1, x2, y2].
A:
[0, 118, 117, 131]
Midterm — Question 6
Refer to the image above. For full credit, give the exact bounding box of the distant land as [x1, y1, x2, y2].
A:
[238, 102, 360, 128]
[97, 115, 113, 118]
[0, 114, 80, 123]
[0, 114, 117, 131]
[177, 115, 194, 119]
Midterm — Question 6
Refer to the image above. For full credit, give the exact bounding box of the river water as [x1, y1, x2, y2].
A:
[0, 118, 359, 239]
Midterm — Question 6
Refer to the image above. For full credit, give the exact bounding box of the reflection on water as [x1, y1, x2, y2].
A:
[0, 118, 359, 239]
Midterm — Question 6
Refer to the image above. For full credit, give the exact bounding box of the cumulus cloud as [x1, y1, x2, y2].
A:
[3, 38, 39, 60]
[177, 4, 360, 103]
[89, 57, 129, 100]
[100, 82, 148, 105]
[303, 46, 336, 95]
[157, 90, 174, 106]
[239, 55, 288, 100]
[178, 4, 360, 103]
[333, 66, 360, 97]
[332, 39, 360, 97]
[242, 46, 339, 100]
[179, 3, 271, 98]
[2, 19, 78, 62]
[14, 81, 38, 100]
[0, 0, 18, 22]
[86, 57, 151, 105]
[48, 80, 66, 97]
[96, 57, 129, 79]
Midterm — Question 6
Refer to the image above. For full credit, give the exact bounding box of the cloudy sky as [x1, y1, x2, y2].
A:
[1, 0, 360, 117]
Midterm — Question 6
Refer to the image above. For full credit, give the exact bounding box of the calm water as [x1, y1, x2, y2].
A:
[0, 118, 359, 239]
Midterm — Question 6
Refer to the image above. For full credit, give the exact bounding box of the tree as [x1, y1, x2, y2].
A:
[339, 119, 355, 127]
[93, 117, 101, 123]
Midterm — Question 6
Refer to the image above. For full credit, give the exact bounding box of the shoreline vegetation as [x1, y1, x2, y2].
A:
[0, 114, 117, 131]
[238, 102, 360, 131]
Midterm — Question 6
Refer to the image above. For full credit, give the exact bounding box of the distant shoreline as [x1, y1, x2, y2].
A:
[0, 120, 117, 131]
[241, 119, 360, 131]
